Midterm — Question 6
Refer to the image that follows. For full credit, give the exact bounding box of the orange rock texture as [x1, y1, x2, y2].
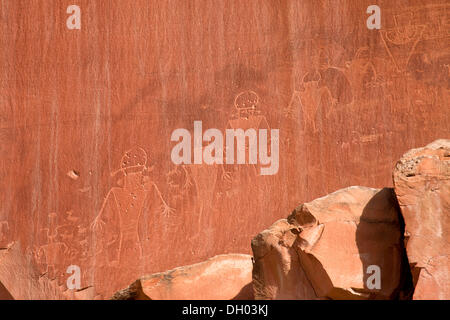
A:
[112, 254, 253, 300]
[0, 0, 448, 298]
[252, 187, 412, 300]
[393, 140, 449, 300]
[252, 140, 448, 300]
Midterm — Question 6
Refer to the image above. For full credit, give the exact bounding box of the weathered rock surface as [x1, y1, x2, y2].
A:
[252, 186, 410, 300]
[111, 254, 253, 300]
[0, 281, 13, 300]
[0, 242, 94, 300]
[1, 1, 449, 298]
[251, 219, 319, 299]
[393, 139, 450, 300]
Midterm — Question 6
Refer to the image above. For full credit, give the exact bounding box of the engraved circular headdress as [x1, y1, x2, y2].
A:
[110, 147, 148, 177]
[120, 147, 148, 170]
[234, 90, 259, 111]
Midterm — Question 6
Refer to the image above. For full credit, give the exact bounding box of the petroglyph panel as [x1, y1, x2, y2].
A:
[0, 0, 448, 298]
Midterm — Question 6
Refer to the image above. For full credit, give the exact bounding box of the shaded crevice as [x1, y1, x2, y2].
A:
[393, 192, 415, 300]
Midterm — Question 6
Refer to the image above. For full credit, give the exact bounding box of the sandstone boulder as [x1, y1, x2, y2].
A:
[393, 139, 450, 300]
[252, 186, 410, 300]
[251, 219, 319, 299]
[111, 254, 253, 300]
[0, 242, 94, 300]
[0, 281, 13, 300]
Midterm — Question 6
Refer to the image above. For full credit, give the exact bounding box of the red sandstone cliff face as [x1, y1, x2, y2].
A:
[0, 141, 448, 299]
[0, 0, 449, 298]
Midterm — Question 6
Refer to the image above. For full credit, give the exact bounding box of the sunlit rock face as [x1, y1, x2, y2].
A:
[111, 254, 253, 300]
[252, 186, 411, 300]
[0, 0, 448, 298]
[393, 140, 450, 300]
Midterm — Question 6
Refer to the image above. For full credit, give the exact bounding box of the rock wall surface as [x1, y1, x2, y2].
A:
[112, 254, 253, 300]
[251, 140, 448, 300]
[0, 0, 448, 298]
[393, 140, 449, 299]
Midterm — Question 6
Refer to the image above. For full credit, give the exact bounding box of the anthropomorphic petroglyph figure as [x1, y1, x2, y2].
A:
[313, 48, 353, 106]
[345, 47, 395, 102]
[228, 91, 270, 124]
[380, 11, 425, 72]
[166, 164, 202, 223]
[222, 90, 271, 183]
[231, 89, 271, 129]
[32, 212, 70, 280]
[167, 165, 194, 200]
[285, 71, 334, 134]
[28, 210, 85, 286]
[216, 90, 274, 225]
[91, 147, 173, 267]
[284, 47, 352, 133]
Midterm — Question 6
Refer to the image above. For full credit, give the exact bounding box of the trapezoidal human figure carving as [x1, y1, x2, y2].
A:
[224, 90, 271, 181]
[91, 147, 173, 268]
